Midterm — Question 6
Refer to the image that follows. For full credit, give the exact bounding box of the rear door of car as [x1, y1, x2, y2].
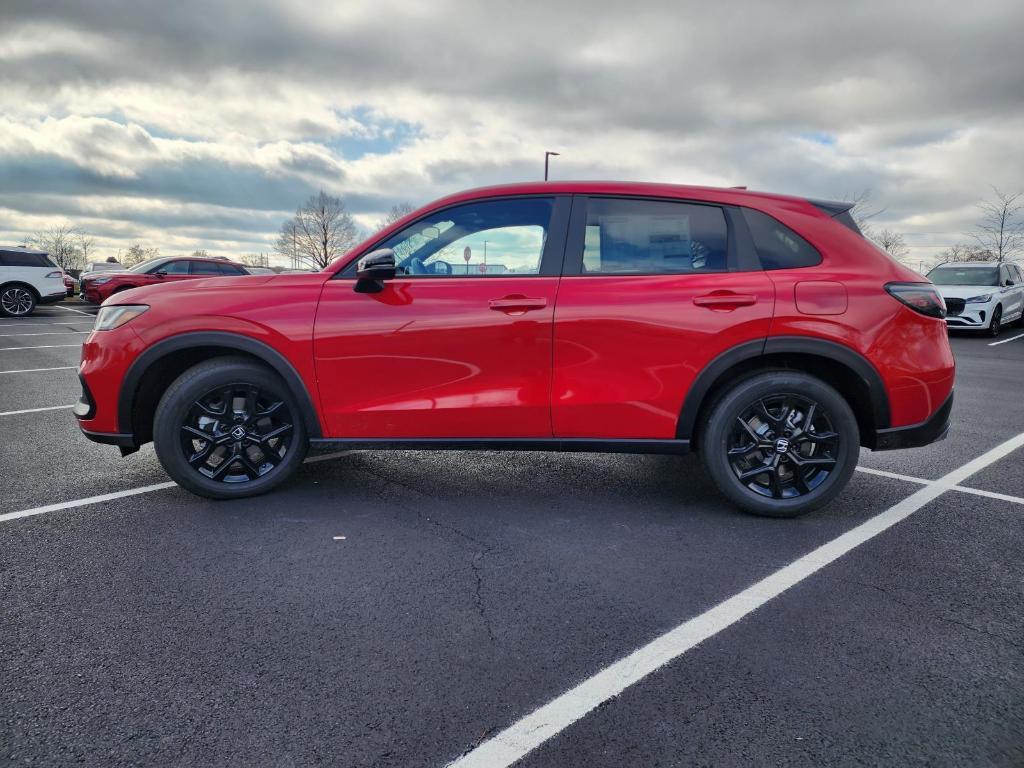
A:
[551, 195, 775, 439]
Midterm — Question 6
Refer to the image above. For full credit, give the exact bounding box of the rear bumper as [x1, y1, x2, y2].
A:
[871, 391, 953, 451]
[38, 292, 67, 306]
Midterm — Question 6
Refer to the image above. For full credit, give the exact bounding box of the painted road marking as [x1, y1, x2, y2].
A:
[0, 344, 82, 352]
[0, 331, 90, 337]
[0, 366, 77, 374]
[447, 431, 1024, 768]
[856, 465, 1024, 507]
[0, 451, 355, 524]
[52, 304, 94, 316]
[989, 331, 1024, 347]
[0, 405, 74, 417]
[0, 322, 80, 329]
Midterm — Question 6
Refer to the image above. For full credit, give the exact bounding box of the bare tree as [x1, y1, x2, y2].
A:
[190, 249, 211, 259]
[971, 187, 1023, 262]
[844, 190, 886, 239]
[274, 219, 301, 268]
[122, 244, 159, 267]
[239, 253, 269, 267]
[871, 228, 909, 262]
[376, 202, 415, 233]
[77, 233, 96, 266]
[278, 191, 359, 270]
[938, 243, 993, 263]
[30, 223, 81, 271]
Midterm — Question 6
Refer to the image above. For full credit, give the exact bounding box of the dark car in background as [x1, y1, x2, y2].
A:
[81, 256, 250, 303]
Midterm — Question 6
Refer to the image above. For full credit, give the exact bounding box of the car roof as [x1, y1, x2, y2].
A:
[423, 180, 817, 210]
[0, 246, 49, 255]
[932, 261, 1003, 267]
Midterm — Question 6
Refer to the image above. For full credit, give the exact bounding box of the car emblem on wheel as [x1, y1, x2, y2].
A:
[230, 426, 246, 440]
[774, 437, 790, 454]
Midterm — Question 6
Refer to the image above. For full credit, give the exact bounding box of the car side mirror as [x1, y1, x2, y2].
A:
[354, 249, 396, 293]
[155, 271, 167, 277]
[1006, 280, 1015, 286]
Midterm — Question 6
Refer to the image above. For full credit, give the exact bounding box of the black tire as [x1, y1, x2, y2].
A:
[153, 357, 308, 499]
[699, 372, 859, 518]
[0, 283, 38, 317]
[988, 305, 1002, 337]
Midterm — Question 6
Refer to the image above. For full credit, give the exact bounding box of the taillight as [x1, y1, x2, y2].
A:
[885, 282, 946, 319]
[46, 270, 62, 278]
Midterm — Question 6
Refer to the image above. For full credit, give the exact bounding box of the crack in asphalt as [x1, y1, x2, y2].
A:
[352, 462, 498, 645]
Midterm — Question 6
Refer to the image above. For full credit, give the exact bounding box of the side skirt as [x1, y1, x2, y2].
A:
[308, 437, 691, 455]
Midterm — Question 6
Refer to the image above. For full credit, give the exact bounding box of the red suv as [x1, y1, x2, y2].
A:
[80, 256, 249, 303]
[74, 182, 954, 517]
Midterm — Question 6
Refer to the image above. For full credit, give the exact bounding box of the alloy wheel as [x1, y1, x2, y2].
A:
[179, 383, 294, 483]
[727, 394, 840, 500]
[1, 287, 34, 316]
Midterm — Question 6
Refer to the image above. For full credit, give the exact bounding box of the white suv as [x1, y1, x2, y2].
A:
[927, 261, 1024, 336]
[0, 247, 68, 317]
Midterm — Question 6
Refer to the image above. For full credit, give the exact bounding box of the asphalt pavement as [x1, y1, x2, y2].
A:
[2, 301, 1022, 767]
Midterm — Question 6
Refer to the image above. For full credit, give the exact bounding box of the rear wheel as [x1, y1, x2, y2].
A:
[0, 284, 37, 317]
[700, 372, 859, 517]
[153, 357, 308, 499]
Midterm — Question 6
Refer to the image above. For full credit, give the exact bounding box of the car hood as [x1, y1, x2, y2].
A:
[82, 270, 139, 280]
[935, 285, 1001, 299]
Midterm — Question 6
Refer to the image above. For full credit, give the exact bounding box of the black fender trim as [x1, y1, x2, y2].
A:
[872, 390, 952, 451]
[676, 336, 891, 441]
[117, 331, 323, 440]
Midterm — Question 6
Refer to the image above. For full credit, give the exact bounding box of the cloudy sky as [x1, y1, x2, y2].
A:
[1, 0, 1022, 266]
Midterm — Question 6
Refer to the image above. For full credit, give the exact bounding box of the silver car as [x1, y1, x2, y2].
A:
[927, 261, 1024, 336]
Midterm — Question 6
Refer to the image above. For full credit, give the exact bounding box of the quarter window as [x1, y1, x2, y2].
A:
[742, 208, 821, 270]
[579, 198, 728, 274]
[356, 197, 554, 278]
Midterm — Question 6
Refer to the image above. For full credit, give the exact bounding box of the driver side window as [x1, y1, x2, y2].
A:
[363, 197, 554, 278]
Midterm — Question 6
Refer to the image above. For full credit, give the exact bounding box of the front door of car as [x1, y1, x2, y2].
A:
[150, 259, 193, 284]
[552, 195, 775, 439]
[1001, 264, 1024, 319]
[313, 196, 570, 439]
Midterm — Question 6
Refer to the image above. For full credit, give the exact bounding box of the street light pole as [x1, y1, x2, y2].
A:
[544, 151, 560, 181]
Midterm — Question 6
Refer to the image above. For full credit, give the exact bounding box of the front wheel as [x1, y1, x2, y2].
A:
[988, 306, 1002, 337]
[153, 357, 308, 499]
[700, 372, 859, 517]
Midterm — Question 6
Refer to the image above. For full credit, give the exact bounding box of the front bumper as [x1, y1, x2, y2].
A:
[871, 391, 953, 451]
[943, 299, 994, 329]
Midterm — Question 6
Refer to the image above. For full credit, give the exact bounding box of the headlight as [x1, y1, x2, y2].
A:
[94, 305, 149, 331]
[965, 293, 993, 303]
[90, 277, 112, 285]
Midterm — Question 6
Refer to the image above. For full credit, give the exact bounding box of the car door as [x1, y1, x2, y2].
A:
[552, 195, 775, 439]
[313, 195, 570, 439]
[1004, 264, 1024, 319]
[149, 258, 194, 285]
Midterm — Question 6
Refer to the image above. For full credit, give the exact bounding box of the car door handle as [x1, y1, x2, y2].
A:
[488, 296, 548, 313]
[693, 292, 757, 310]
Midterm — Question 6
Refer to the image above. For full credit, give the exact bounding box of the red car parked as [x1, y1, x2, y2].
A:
[75, 182, 954, 516]
[80, 256, 249, 303]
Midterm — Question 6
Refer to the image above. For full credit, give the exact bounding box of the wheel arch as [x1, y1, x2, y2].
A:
[0, 280, 42, 300]
[678, 336, 891, 450]
[118, 331, 323, 445]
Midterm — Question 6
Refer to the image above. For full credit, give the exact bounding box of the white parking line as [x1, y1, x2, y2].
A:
[448, 431, 1024, 768]
[0, 450, 355, 525]
[0, 331, 90, 337]
[989, 331, 1024, 346]
[0, 366, 77, 374]
[0, 405, 74, 417]
[52, 304, 93, 316]
[0, 322, 80, 329]
[0, 344, 82, 352]
[856, 465, 1024, 507]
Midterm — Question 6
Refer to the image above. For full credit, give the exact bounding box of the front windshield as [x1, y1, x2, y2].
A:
[128, 257, 166, 273]
[927, 266, 999, 286]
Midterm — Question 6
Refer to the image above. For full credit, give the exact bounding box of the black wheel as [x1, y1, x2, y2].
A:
[700, 372, 859, 517]
[0, 284, 37, 317]
[153, 357, 308, 499]
[988, 306, 1002, 337]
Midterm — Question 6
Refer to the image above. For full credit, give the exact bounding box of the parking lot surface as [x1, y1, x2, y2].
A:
[2, 302, 1023, 767]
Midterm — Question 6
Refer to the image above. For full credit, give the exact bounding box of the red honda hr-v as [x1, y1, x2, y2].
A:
[74, 182, 954, 517]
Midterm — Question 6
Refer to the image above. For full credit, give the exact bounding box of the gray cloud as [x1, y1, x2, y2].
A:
[1, 0, 1022, 262]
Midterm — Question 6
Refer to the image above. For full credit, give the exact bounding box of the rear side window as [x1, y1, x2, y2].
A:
[580, 198, 728, 274]
[218, 263, 245, 275]
[0, 250, 55, 268]
[742, 209, 821, 270]
[190, 261, 222, 275]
